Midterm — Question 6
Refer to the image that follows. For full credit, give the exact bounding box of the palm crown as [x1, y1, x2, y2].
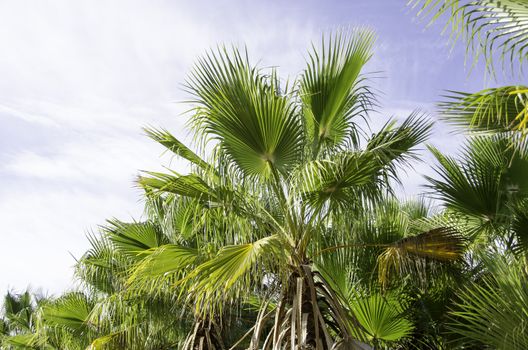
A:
[130, 30, 464, 348]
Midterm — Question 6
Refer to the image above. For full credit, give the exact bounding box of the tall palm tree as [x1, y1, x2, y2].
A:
[132, 30, 464, 348]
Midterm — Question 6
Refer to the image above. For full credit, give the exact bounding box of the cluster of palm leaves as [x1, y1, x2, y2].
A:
[2, 2, 528, 348]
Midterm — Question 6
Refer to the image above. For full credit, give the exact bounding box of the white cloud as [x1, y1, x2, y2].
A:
[0, 0, 473, 298]
[0, 0, 325, 297]
[0, 185, 140, 296]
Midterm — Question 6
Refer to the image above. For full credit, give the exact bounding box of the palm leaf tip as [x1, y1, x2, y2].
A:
[143, 126, 211, 171]
[300, 29, 376, 152]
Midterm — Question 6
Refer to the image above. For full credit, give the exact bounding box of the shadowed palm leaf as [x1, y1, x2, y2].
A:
[448, 255, 528, 349]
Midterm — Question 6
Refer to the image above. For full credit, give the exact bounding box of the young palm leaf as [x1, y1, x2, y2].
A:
[300, 29, 375, 155]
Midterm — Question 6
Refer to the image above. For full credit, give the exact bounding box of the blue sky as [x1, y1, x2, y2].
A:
[0, 0, 518, 297]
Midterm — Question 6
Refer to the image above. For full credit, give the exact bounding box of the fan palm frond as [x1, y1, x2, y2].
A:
[409, 0, 528, 73]
[300, 29, 375, 154]
[439, 86, 528, 134]
[448, 255, 528, 349]
[378, 227, 465, 288]
[104, 220, 168, 257]
[187, 47, 304, 179]
[350, 293, 414, 344]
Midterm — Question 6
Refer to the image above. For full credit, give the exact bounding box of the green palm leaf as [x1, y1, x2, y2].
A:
[366, 112, 433, 181]
[426, 135, 528, 220]
[186, 235, 286, 315]
[297, 151, 381, 207]
[409, 0, 528, 73]
[350, 294, 414, 343]
[138, 171, 218, 202]
[297, 113, 432, 207]
[300, 29, 375, 154]
[126, 244, 198, 294]
[105, 220, 168, 257]
[448, 255, 528, 349]
[1, 333, 38, 349]
[75, 233, 125, 294]
[187, 47, 304, 178]
[144, 126, 213, 172]
[42, 293, 94, 334]
[439, 86, 528, 134]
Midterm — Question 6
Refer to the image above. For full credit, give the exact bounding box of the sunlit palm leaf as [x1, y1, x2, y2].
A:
[105, 220, 168, 257]
[42, 293, 94, 334]
[1, 333, 38, 349]
[144, 126, 213, 172]
[126, 244, 198, 294]
[409, 0, 528, 73]
[187, 47, 304, 178]
[300, 29, 375, 154]
[439, 86, 528, 133]
[138, 171, 217, 202]
[187, 235, 285, 314]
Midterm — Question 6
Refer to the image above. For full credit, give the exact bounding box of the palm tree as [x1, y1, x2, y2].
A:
[131, 30, 464, 348]
[425, 132, 528, 349]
